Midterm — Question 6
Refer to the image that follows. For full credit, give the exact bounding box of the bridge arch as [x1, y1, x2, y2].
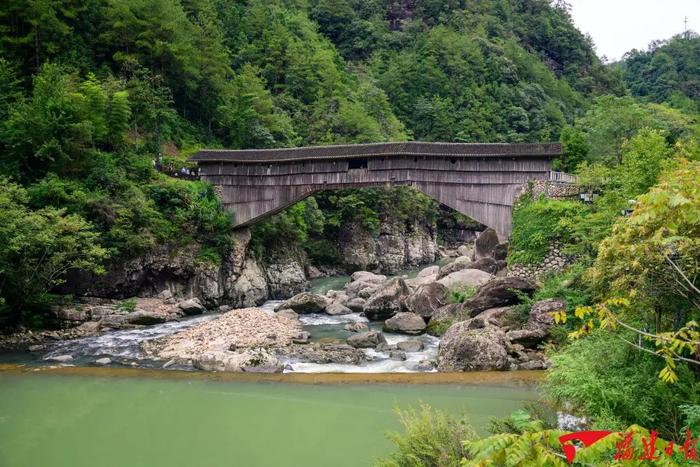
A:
[189, 142, 562, 240]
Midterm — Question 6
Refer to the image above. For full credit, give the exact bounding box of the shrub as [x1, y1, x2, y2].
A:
[546, 331, 700, 439]
[376, 405, 473, 467]
[509, 195, 583, 265]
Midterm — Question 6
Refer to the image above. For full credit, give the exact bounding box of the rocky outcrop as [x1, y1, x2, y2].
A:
[437, 322, 510, 371]
[384, 312, 426, 335]
[265, 260, 308, 299]
[363, 278, 411, 320]
[275, 292, 328, 314]
[437, 269, 493, 289]
[463, 277, 537, 316]
[402, 282, 449, 318]
[506, 298, 564, 348]
[227, 258, 268, 308]
[336, 219, 439, 274]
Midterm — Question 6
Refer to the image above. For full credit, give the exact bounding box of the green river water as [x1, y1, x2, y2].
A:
[0, 369, 539, 467]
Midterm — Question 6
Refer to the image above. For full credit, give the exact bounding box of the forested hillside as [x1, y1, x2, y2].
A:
[0, 0, 619, 321]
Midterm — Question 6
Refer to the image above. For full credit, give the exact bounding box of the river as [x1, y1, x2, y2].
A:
[0, 366, 540, 467]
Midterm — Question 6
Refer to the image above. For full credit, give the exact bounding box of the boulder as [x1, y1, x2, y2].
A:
[389, 350, 407, 361]
[350, 271, 386, 284]
[527, 298, 564, 333]
[506, 329, 547, 348]
[437, 269, 493, 289]
[126, 309, 167, 325]
[457, 244, 473, 257]
[464, 277, 537, 316]
[344, 322, 369, 333]
[347, 330, 387, 348]
[438, 257, 500, 278]
[437, 256, 473, 279]
[437, 323, 510, 371]
[325, 290, 349, 306]
[363, 278, 411, 320]
[384, 312, 427, 335]
[286, 343, 367, 365]
[493, 242, 509, 261]
[431, 303, 466, 328]
[403, 282, 449, 318]
[396, 339, 424, 352]
[95, 357, 112, 365]
[275, 292, 329, 314]
[470, 306, 512, 328]
[408, 265, 440, 287]
[473, 228, 500, 259]
[192, 349, 282, 373]
[346, 297, 366, 313]
[326, 301, 353, 316]
[177, 298, 206, 316]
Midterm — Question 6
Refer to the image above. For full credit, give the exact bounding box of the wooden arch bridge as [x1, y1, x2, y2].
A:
[190, 142, 563, 239]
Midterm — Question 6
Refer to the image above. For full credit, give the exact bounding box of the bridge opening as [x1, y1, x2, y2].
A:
[348, 158, 368, 170]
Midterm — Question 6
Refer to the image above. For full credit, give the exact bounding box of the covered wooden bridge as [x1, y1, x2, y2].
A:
[189, 142, 562, 239]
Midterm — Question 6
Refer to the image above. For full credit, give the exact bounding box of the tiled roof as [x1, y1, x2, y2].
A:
[190, 142, 561, 163]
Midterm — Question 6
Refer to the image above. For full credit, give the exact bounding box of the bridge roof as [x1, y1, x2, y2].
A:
[190, 142, 561, 163]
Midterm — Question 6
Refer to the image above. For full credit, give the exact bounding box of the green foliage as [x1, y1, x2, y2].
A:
[376, 405, 473, 467]
[547, 332, 700, 439]
[449, 286, 476, 304]
[509, 195, 584, 265]
[0, 179, 108, 322]
[621, 34, 700, 112]
[115, 298, 137, 313]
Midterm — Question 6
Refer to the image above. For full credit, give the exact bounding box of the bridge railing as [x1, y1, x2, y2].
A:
[549, 171, 578, 183]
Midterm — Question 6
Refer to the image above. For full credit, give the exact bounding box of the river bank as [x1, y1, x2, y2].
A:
[0, 229, 559, 374]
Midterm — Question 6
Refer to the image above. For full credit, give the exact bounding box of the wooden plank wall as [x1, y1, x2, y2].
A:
[198, 156, 552, 239]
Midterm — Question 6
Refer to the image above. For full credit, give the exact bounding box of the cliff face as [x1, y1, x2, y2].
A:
[62, 215, 445, 305]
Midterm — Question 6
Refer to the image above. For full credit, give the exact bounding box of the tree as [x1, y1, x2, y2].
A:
[0, 179, 108, 323]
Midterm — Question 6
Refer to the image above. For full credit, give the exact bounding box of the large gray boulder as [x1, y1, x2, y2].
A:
[347, 330, 387, 348]
[326, 301, 353, 316]
[384, 312, 427, 335]
[403, 282, 449, 318]
[407, 265, 440, 287]
[177, 298, 206, 316]
[527, 298, 564, 333]
[437, 269, 493, 289]
[437, 322, 510, 371]
[506, 298, 565, 348]
[363, 278, 411, 320]
[438, 257, 499, 278]
[126, 309, 167, 325]
[345, 297, 366, 313]
[397, 339, 424, 352]
[464, 277, 537, 316]
[473, 228, 500, 259]
[275, 292, 329, 314]
[192, 350, 283, 373]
